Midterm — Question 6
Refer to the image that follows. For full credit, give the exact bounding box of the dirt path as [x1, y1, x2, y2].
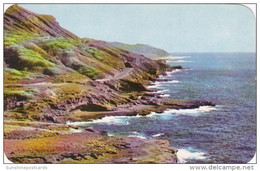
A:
[116, 67, 132, 79]
[96, 54, 142, 82]
[96, 56, 139, 83]
[96, 67, 133, 82]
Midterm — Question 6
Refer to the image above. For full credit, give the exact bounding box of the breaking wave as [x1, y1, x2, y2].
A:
[152, 133, 164, 137]
[170, 60, 192, 63]
[177, 149, 207, 163]
[147, 105, 218, 118]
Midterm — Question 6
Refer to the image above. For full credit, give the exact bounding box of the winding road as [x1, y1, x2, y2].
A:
[96, 56, 140, 82]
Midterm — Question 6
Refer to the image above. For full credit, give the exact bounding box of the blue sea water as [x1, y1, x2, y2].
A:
[70, 53, 256, 163]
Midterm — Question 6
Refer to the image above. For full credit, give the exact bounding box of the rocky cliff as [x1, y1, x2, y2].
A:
[4, 5, 213, 164]
[4, 5, 179, 164]
[4, 4, 171, 119]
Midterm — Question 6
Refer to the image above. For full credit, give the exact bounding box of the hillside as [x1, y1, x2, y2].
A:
[4, 5, 213, 164]
[4, 5, 165, 81]
[3, 4, 175, 164]
[4, 5, 169, 109]
[110, 42, 170, 59]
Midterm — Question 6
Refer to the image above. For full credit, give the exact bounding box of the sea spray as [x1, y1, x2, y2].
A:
[166, 69, 181, 75]
[67, 115, 131, 126]
[177, 149, 207, 163]
[159, 94, 170, 97]
[152, 133, 165, 137]
[168, 60, 192, 63]
[67, 105, 218, 127]
[146, 105, 218, 118]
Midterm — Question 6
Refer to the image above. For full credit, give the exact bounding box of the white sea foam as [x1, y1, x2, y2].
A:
[166, 105, 217, 115]
[177, 149, 207, 163]
[67, 115, 132, 126]
[127, 131, 147, 139]
[165, 56, 192, 64]
[170, 60, 192, 63]
[169, 56, 190, 60]
[147, 84, 160, 89]
[90, 116, 130, 125]
[152, 133, 164, 137]
[157, 89, 169, 93]
[159, 80, 180, 84]
[107, 131, 147, 139]
[147, 79, 180, 90]
[147, 81, 162, 89]
[67, 113, 149, 127]
[67, 106, 218, 127]
[147, 106, 218, 118]
[158, 75, 164, 79]
[166, 69, 181, 75]
[159, 94, 170, 97]
[147, 68, 181, 89]
[127, 135, 147, 139]
[107, 133, 115, 136]
[69, 128, 83, 133]
[92, 116, 132, 125]
[161, 56, 191, 61]
[147, 80, 180, 89]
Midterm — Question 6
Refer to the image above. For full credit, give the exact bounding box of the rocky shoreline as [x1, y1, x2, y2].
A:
[5, 129, 178, 164]
[4, 5, 215, 164]
[4, 66, 215, 164]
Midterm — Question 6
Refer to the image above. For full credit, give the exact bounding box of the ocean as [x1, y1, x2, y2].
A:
[69, 52, 256, 163]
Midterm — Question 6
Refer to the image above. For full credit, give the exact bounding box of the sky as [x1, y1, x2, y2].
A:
[19, 4, 256, 53]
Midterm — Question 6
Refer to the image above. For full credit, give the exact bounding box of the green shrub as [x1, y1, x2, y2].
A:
[4, 88, 33, 100]
[4, 32, 38, 46]
[17, 46, 55, 69]
[78, 66, 101, 79]
[45, 39, 73, 49]
[86, 48, 104, 61]
[4, 68, 30, 81]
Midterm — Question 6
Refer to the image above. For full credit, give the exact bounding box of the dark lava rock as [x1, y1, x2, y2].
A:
[90, 153, 98, 159]
[84, 127, 99, 133]
[171, 65, 182, 69]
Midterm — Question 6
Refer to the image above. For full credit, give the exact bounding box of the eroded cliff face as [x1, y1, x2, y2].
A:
[4, 5, 181, 164]
[4, 5, 166, 78]
[4, 5, 216, 164]
[4, 4, 170, 121]
[4, 5, 78, 38]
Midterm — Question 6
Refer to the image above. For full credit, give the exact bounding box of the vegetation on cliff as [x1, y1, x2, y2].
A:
[4, 4, 168, 120]
[110, 42, 170, 59]
[4, 5, 214, 164]
[4, 5, 179, 164]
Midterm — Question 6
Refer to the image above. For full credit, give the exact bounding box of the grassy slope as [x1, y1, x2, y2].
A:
[4, 5, 129, 83]
[4, 5, 143, 116]
[4, 5, 179, 164]
[110, 42, 170, 59]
